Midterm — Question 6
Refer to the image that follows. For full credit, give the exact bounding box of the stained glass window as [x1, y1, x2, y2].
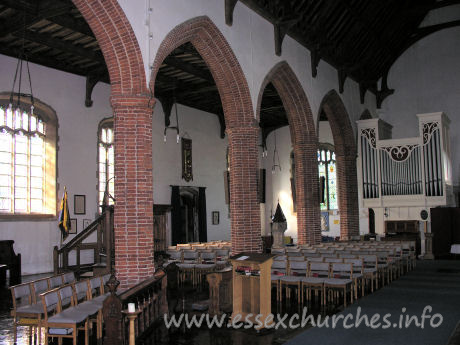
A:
[98, 118, 114, 212]
[318, 144, 337, 210]
[0, 106, 45, 214]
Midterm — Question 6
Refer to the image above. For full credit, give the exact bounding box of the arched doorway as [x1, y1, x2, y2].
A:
[257, 62, 320, 245]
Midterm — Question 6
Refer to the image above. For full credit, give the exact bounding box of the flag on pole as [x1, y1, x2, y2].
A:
[58, 187, 70, 240]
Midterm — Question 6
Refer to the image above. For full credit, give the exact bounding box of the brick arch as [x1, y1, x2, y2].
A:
[72, 0, 147, 96]
[151, 16, 254, 128]
[318, 90, 359, 239]
[257, 61, 321, 245]
[73, 0, 153, 289]
[151, 16, 260, 253]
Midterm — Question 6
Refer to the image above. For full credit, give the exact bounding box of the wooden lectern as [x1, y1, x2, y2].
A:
[229, 253, 274, 328]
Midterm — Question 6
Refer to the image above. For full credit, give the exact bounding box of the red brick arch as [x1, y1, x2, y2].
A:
[257, 61, 321, 245]
[319, 90, 359, 239]
[72, 0, 147, 96]
[73, 0, 153, 289]
[151, 16, 260, 253]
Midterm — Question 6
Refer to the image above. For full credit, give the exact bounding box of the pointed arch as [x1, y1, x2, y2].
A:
[72, 0, 152, 289]
[151, 16, 260, 253]
[257, 61, 321, 245]
[319, 90, 359, 239]
[72, 0, 148, 96]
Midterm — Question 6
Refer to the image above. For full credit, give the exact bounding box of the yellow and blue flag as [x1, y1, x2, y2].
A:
[58, 188, 70, 240]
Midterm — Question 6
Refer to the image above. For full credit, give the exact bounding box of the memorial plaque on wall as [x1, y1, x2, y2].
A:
[182, 137, 193, 182]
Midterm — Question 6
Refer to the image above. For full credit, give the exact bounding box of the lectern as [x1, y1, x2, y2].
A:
[229, 253, 274, 328]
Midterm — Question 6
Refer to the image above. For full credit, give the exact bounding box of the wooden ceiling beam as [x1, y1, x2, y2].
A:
[155, 74, 215, 94]
[225, 0, 239, 26]
[0, 0, 38, 13]
[0, 44, 108, 83]
[46, 14, 95, 37]
[162, 56, 214, 83]
[16, 29, 104, 63]
[0, 1, 74, 37]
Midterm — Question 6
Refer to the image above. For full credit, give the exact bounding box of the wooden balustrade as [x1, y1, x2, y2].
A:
[102, 269, 168, 345]
[53, 206, 113, 275]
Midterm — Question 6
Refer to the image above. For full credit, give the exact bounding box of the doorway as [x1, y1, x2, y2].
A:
[171, 186, 207, 245]
[369, 208, 375, 234]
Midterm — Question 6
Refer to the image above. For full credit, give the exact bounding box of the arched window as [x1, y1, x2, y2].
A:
[318, 143, 337, 210]
[98, 118, 114, 212]
[0, 94, 57, 217]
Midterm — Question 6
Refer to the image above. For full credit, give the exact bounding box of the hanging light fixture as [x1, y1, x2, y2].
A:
[271, 131, 281, 174]
[163, 94, 180, 144]
[9, 10, 35, 117]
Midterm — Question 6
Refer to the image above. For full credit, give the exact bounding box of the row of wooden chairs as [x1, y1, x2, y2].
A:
[9, 272, 109, 345]
[166, 249, 231, 287]
[170, 241, 231, 251]
[272, 261, 360, 307]
[40, 274, 110, 345]
[9, 271, 76, 345]
[270, 242, 414, 308]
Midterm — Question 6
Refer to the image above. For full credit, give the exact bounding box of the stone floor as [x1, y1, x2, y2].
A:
[1, 260, 459, 345]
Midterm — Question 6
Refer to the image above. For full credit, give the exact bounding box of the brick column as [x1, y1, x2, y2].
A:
[294, 140, 321, 245]
[226, 125, 261, 254]
[111, 95, 154, 289]
[336, 153, 359, 240]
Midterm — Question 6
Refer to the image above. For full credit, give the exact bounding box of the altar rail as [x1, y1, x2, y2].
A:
[357, 112, 452, 208]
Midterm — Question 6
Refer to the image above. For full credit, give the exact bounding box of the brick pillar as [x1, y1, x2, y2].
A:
[226, 126, 261, 254]
[112, 95, 154, 289]
[336, 153, 359, 240]
[294, 140, 321, 245]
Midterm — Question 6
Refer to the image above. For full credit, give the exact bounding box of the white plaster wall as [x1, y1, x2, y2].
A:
[151, 103, 230, 242]
[380, 26, 460, 186]
[0, 54, 231, 274]
[118, 0, 376, 127]
[0, 55, 112, 275]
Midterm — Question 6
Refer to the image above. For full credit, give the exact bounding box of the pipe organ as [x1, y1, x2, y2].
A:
[358, 113, 453, 213]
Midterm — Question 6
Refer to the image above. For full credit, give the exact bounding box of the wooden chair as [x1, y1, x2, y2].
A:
[10, 282, 44, 345]
[344, 258, 365, 298]
[271, 260, 288, 303]
[62, 272, 76, 285]
[301, 262, 329, 306]
[215, 249, 230, 268]
[279, 260, 307, 303]
[361, 254, 379, 292]
[41, 288, 90, 345]
[177, 250, 199, 286]
[324, 263, 354, 307]
[48, 274, 64, 289]
[195, 251, 217, 288]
